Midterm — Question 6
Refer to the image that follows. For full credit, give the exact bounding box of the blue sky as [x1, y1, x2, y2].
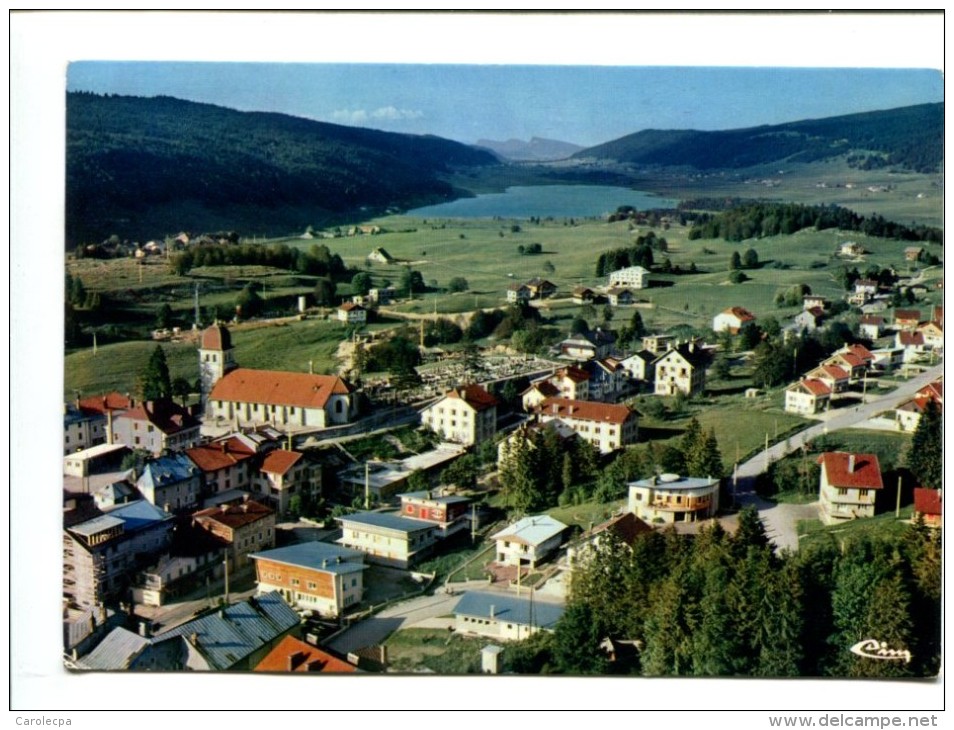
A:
[67, 62, 942, 148]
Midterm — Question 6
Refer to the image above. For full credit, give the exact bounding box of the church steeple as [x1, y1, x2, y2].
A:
[199, 321, 236, 411]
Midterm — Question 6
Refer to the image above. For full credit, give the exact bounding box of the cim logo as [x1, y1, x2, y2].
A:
[849, 639, 912, 664]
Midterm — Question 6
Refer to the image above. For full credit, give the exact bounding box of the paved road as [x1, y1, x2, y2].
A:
[733, 363, 943, 551]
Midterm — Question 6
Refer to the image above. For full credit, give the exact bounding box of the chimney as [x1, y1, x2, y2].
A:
[138, 620, 151, 638]
[188, 632, 199, 647]
[848, 454, 856, 473]
[489, 605, 495, 618]
[220, 503, 229, 512]
[322, 559, 328, 569]
[379, 645, 388, 665]
[241, 503, 249, 513]
[288, 650, 307, 672]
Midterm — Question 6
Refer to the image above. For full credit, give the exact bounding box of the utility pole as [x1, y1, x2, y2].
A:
[895, 475, 902, 518]
[223, 551, 230, 605]
[365, 461, 371, 510]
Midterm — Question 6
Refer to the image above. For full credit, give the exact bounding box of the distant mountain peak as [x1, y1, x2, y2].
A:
[476, 136, 583, 162]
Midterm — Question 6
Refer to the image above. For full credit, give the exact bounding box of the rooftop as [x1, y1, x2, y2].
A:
[629, 474, 720, 491]
[249, 541, 367, 575]
[453, 591, 565, 630]
[193, 499, 274, 530]
[209, 368, 352, 410]
[335, 511, 435, 535]
[540, 398, 634, 425]
[818, 452, 884, 490]
[491, 514, 567, 547]
[259, 450, 304, 476]
[254, 635, 357, 673]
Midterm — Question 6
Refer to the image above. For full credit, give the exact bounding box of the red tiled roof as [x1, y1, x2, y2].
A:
[894, 309, 921, 321]
[898, 331, 925, 347]
[540, 397, 634, 425]
[818, 452, 883, 490]
[186, 438, 256, 472]
[795, 378, 832, 397]
[338, 302, 364, 312]
[913, 488, 942, 517]
[118, 399, 200, 435]
[78, 392, 133, 416]
[522, 381, 560, 398]
[806, 306, 826, 318]
[555, 366, 590, 383]
[446, 384, 498, 411]
[254, 635, 357, 674]
[260, 450, 304, 476]
[201, 323, 232, 351]
[844, 344, 875, 362]
[917, 380, 943, 402]
[811, 364, 850, 381]
[194, 499, 274, 529]
[722, 306, 756, 321]
[209, 368, 352, 410]
[828, 352, 864, 369]
[590, 512, 653, 546]
[859, 315, 884, 326]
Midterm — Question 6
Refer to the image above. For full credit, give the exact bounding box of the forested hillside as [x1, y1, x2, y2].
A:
[575, 104, 943, 173]
[66, 93, 499, 246]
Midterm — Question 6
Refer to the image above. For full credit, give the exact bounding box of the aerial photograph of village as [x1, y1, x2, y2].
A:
[10, 10, 945, 718]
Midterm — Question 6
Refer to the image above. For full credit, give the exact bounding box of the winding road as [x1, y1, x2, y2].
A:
[732, 363, 943, 551]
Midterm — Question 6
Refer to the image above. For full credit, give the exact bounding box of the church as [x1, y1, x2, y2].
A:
[199, 323, 357, 430]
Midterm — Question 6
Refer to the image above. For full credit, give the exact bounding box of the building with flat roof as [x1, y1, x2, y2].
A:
[453, 591, 565, 641]
[250, 542, 367, 617]
[335, 511, 439, 569]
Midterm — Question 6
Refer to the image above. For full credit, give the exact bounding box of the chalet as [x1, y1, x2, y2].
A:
[337, 302, 367, 325]
[904, 246, 924, 262]
[713, 307, 756, 335]
[858, 315, 885, 340]
[839, 241, 865, 257]
[912, 488, 942, 529]
[250, 542, 367, 617]
[538, 397, 638, 454]
[818, 452, 883, 523]
[555, 328, 616, 361]
[492, 515, 567, 568]
[571, 286, 595, 304]
[917, 320, 943, 350]
[608, 265, 650, 289]
[784, 378, 832, 415]
[581, 357, 627, 401]
[255, 449, 315, 515]
[605, 287, 634, 307]
[366, 247, 394, 264]
[805, 364, 851, 393]
[893, 309, 921, 331]
[186, 435, 258, 500]
[653, 342, 709, 397]
[627, 473, 720, 524]
[840, 343, 876, 370]
[192, 499, 276, 569]
[335, 511, 439, 569]
[526, 277, 557, 299]
[208, 369, 356, 430]
[420, 384, 498, 446]
[453, 591, 565, 641]
[506, 282, 532, 303]
[895, 331, 927, 362]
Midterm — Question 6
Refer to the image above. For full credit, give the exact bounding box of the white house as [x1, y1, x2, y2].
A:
[713, 307, 756, 334]
[492, 515, 567, 568]
[608, 266, 650, 289]
[627, 473, 720, 524]
[453, 591, 565, 641]
[335, 512, 438, 569]
[420, 385, 498, 446]
[537, 397, 638, 454]
[652, 342, 708, 397]
[818, 452, 883, 523]
[337, 302, 367, 325]
[784, 379, 832, 415]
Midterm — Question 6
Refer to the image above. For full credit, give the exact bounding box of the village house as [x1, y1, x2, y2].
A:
[608, 265, 650, 289]
[793, 306, 826, 333]
[525, 277, 557, 299]
[250, 541, 367, 617]
[537, 397, 638, 454]
[805, 364, 851, 393]
[192, 498, 276, 570]
[571, 286, 595, 304]
[653, 342, 709, 397]
[784, 378, 832, 415]
[619, 350, 657, 385]
[492, 515, 567, 568]
[453, 591, 565, 642]
[803, 293, 829, 310]
[253, 449, 315, 515]
[186, 435, 258, 501]
[555, 328, 616, 360]
[254, 635, 358, 674]
[92, 478, 138, 511]
[641, 334, 675, 354]
[581, 357, 628, 401]
[506, 282, 532, 304]
[419, 384, 498, 446]
[136, 453, 202, 513]
[366, 247, 393, 264]
[131, 522, 226, 607]
[64, 442, 129, 479]
[858, 315, 885, 340]
[335, 511, 439, 569]
[520, 380, 560, 412]
[839, 241, 866, 257]
[63, 499, 175, 609]
[854, 279, 879, 297]
[917, 320, 943, 350]
[565, 512, 654, 569]
[64, 402, 109, 455]
[544, 365, 592, 401]
[208, 368, 356, 430]
[110, 399, 201, 456]
[713, 306, 756, 334]
[368, 287, 395, 305]
[823, 350, 867, 381]
[398, 490, 471, 538]
[818, 452, 883, 523]
[895, 379, 942, 433]
[895, 331, 927, 362]
[904, 246, 924, 262]
[337, 301, 367, 325]
[912, 488, 942, 529]
[627, 473, 721, 524]
[893, 309, 921, 331]
[605, 287, 634, 307]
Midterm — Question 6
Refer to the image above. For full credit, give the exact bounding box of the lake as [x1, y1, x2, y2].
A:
[408, 184, 679, 219]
